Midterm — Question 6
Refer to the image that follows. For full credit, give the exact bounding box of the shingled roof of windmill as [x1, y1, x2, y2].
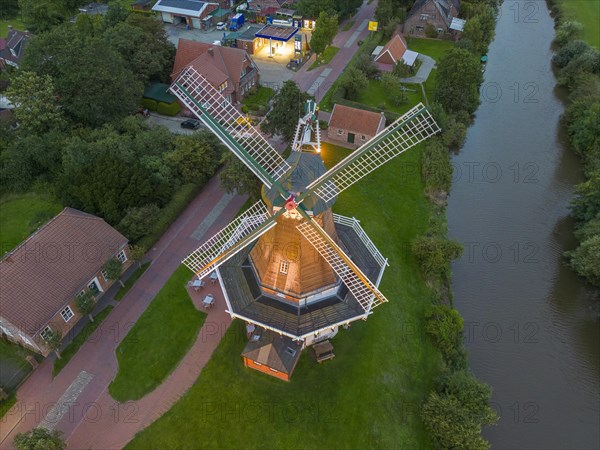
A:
[264, 152, 336, 215]
[219, 221, 383, 338]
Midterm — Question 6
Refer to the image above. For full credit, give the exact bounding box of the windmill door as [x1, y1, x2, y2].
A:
[348, 133, 355, 144]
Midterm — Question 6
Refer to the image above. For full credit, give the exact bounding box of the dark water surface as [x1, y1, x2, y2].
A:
[446, 1, 600, 448]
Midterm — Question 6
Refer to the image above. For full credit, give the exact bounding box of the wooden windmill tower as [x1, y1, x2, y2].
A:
[169, 67, 439, 376]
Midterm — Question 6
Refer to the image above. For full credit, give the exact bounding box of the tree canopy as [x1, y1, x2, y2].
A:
[261, 81, 311, 140]
[435, 48, 483, 114]
[14, 428, 66, 450]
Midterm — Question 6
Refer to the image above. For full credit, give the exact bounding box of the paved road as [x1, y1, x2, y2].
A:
[292, 0, 378, 102]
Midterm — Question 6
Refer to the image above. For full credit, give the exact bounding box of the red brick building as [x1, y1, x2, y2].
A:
[327, 104, 386, 148]
[0, 208, 130, 356]
[404, 0, 461, 37]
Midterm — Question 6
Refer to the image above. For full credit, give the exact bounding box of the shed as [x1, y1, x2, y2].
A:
[327, 104, 386, 147]
[241, 329, 302, 381]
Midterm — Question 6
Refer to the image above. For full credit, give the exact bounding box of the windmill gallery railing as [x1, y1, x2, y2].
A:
[332, 214, 389, 269]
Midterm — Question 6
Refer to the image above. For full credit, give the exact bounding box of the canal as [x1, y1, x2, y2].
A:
[446, 1, 600, 449]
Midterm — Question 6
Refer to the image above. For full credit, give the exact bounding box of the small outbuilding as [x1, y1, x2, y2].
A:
[242, 328, 302, 381]
[327, 104, 386, 147]
[153, 0, 219, 29]
[373, 33, 418, 72]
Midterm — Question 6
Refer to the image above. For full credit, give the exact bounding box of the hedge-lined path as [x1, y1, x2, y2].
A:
[0, 173, 246, 449]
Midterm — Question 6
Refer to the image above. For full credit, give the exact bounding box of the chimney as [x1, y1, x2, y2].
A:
[208, 47, 214, 56]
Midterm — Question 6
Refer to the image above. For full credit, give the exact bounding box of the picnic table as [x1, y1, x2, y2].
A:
[202, 294, 215, 309]
[209, 271, 219, 283]
[188, 279, 205, 291]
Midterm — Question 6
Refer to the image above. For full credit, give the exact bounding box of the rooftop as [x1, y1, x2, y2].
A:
[255, 25, 298, 42]
[328, 104, 386, 137]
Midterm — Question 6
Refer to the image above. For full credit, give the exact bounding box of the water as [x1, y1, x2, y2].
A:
[446, 1, 600, 448]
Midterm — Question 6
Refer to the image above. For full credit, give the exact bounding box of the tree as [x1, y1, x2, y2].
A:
[435, 48, 483, 114]
[570, 171, 600, 223]
[219, 152, 262, 200]
[19, 0, 70, 32]
[461, 5, 496, 54]
[14, 428, 66, 450]
[412, 235, 463, 280]
[261, 81, 311, 140]
[102, 2, 130, 29]
[117, 204, 161, 241]
[309, 11, 338, 59]
[381, 73, 407, 106]
[421, 138, 453, 194]
[566, 235, 600, 287]
[553, 40, 592, 68]
[422, 371, 497, 449]
[76, 291, 96, 322]
[441, 116, 468, 149]
[43, 328, 62, 359]
[355, 53, 379, 79]
[425, 23, 438, 38]
[340, 65, 368, 100]
[566, 101, 600, 175]
[554, 21, 584, 47]
[166, 133, 221, 185]
[295, 0, 336, 18]
[129, 244, 146, 269]
[1, 0, 19, 19]
[5, 72, 65, 134]
[103, 258, 124, 287]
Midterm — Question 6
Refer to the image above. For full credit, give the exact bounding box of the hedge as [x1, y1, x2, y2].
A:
[141, 98, 158, 111]
[157, 101, 181, 116]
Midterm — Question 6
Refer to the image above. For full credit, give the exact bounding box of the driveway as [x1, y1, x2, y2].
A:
[399, 54, 436, 84]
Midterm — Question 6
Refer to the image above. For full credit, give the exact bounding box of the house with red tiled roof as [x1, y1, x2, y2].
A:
[0, 27, 31, 69]
[0, 208, 131, 356]
[327, 104, 386, 148]
[172, 38, 260, 104]
[404, 0, 461, 37]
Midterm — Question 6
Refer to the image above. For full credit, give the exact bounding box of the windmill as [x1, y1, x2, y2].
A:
[169, 67, 440, 361]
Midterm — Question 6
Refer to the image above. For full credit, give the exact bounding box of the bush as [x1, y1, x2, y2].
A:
[553, 40, 592, 68]
[565, 235, 600, 286]
[156, 101, 181, 116]
[340, 66, 368, 100]
[412, 235, 463, 280]
[425, 23, 438, 38]
[421, 138, 452, 194]
[565, 101, 600, 174]
[354, 53, 379, 79]
[14, 428, 66, 450]
[557, 49, 600, 89]
[441, 116, 467, 149]
[381, 73, 407, 106]
[554, 21, 584, 47]
[141, 98, 158, 111]
[425, 305, 464, 365]
[118, 204, 161, 241]
[570, 171, 600, 223]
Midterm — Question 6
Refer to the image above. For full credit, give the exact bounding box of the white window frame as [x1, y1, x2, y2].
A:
[279, 260, 289, 275]
[60, 306, 74, 323]
[437, 27, 444, 33]
[420, 14, 429, 21]
[337, 129, 343, 135]
[77, 290, 86, 299]
[41, 326, 53, 341]
[117, 250, 127, 263]
[361, 135, 366, 141]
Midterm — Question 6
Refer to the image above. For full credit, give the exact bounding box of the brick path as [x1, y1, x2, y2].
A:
[0, 173, 245, 449]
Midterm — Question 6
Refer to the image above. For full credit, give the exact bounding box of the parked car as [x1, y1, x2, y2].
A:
[181, 119, 200, 130]
[216, 22, 226, 30]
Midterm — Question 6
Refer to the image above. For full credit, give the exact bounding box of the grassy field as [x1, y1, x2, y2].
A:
[308, 46, 341, 71]
[109, 266, 206, 402]
[407, 38, 455, 61]
[356, 79, 425, 115]
[53, 306, 114, 376]
[0, 193, 62, 256]
[556, 0, 600, 48]
[115, 262, 150, 301]
[126, 142, 441, 449]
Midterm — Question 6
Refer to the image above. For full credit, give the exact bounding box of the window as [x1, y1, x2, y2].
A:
[337, 129, 343, 135]
[88, 280, 100, 294]
[77, 290, 86, 299]
[117, 250, 127, 263]
[41, 326, 53, 341]
[101, 269, 109, 282]
[361, 135, 367, 141]
[416, 26, 424, 32]
[279, 260, 289, 275]
[420, 14, 429, 21]
[60, 306, 74, 323]
[437, 28, 444, 34]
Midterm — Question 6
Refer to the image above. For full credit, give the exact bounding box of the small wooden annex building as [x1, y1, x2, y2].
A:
[327, 104, 386, 148]
[242, 329, 302, 381]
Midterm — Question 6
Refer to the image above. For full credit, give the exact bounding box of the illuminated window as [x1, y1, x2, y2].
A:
[279, 260, 289, 275]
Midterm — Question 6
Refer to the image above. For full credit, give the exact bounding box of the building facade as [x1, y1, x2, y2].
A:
[327, 104, 386, 148]
[404, 0, 460, 37]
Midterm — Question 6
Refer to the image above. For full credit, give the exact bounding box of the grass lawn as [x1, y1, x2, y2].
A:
[115, 262, 151, 301]
[556, 0, 600, 48]
[407, 37, 455, 61]
[0, 395, 17, 419]
[355, 79, 426, 115]
[242, 86, 274, 112]
[126, 142, 441, 449]
[0, 18, 26, 38]
[52, 306, 114, 377]
[0, 193, 62, 256]
[308, 46, 340, 71]
[109, 266, 206, 402]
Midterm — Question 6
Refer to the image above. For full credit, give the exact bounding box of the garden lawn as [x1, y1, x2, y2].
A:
[356, 79, 425, 115]
[556, 0, 600, 47]
[126, 143, 441, 449]
[242, 86, 274, 112]
[0, 18, 26, 38]
[115, 262, 150, 301]
[407, 38, 455, 62]
[0, 193, 62, 256]
[109, 266, 206, 402]
[53, 306, 114, 377]
[308, 46, 340, 71]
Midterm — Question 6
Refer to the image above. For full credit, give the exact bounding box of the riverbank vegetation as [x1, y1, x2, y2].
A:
[547, 1, 600, 286]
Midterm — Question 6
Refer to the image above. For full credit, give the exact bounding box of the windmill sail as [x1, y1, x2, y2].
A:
[303, 103, 440, 203]
[169, 67, 290, 189]
[297, 219, 388, 313]
[183, 201, 278, 280]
